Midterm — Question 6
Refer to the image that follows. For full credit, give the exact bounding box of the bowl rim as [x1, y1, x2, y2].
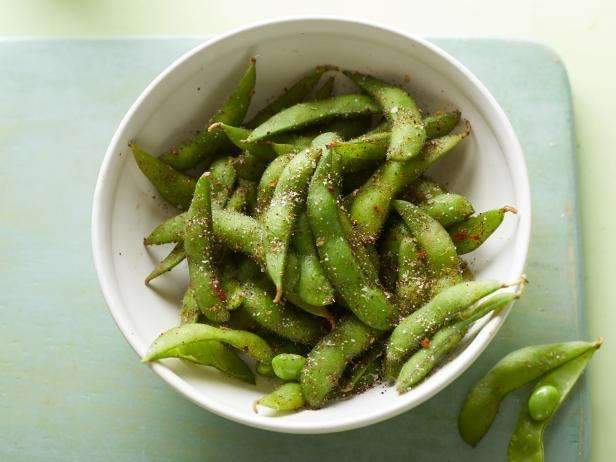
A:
[92, 15, 531, 434]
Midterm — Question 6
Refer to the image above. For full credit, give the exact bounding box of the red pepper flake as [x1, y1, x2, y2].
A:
[451, 230, 468, 242]
[469, 234, 481, 241]
[416, 250, 427, 259]
[421, 338, 431, 349]
[212, 279, 227, 301]
[170, 146, 179, 156]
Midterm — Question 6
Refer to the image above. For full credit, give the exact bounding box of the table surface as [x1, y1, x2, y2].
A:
[0, 36, 592, 461]
[1, 2, 614, 460]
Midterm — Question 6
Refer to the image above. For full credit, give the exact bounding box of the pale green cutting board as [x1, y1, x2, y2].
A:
[0, 38, 587, 461]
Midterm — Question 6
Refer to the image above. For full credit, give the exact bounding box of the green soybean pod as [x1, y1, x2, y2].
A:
[345, 71, 426, 161]
[246, 67, 328, 128]
[458, 340, 602, 447]
[145, 242, 186, 283]
[239, 279, 326, 346]
[300, 315, 381, 408]
[264, 147, 322, 302]
[339, 345, 384, 395]
[307, 149, 397, 330]
[213, 123, 278, 161]
[396, 234, 430, 315]
[130, 142, 196, 210]
[143, 323, 273, 370]
[293, 212, 335, 307]
[159, 59, 256, 170]
[384, 280, 502, 381]
[405, 176, 446, 202]
[184, 174, 228, 323]
[272, 353, 307, 381]
[424, 110, 461, 138]
[349, 129, 469, 243]
[255, 153, 294, 219]
[180, 287, 200, 325]
[225, 180, 257, 213]
[212, 209, 266, 264]
[246, 94, 380, 142]
[255, 382, 305, 412]
[396, 290, 519, 393]
[394, 200, 463, 293]
[330, 132, 389, 173]
[208, 156, 237, 208]
[420, 193, 474, 227]
[144, 213, 187, 245]
[379, 219, 410, 291]
[337, 207, 380, 283]
[448, 206, 518, 255]
[508, 345, 600, 461]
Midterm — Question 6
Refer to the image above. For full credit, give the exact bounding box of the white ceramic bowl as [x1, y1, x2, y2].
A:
[92, 17, 531, 434]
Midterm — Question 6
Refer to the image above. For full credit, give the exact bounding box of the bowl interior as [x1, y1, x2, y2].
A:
[94, 18, 529, 433]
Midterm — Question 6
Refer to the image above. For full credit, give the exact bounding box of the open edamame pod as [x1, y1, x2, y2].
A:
[385, 280, 503, 381]
[300, 315, 381, 408]
[307, 149, 397, 330]
[130, 142, 196, 210]
[508, 344, 601, 461]
[159, 58, 256, 170]
[143, 323, 273, 372]
[349, 128, 470, 243]
[264, 147, 322, 302]
[458, 339, 602, 447]
[345, 71, 426, 161]
[246, 66, 328, 128]
[184, 174, 228, 323]
[448, 206, 517, 255]
[246, 94, 380, 142]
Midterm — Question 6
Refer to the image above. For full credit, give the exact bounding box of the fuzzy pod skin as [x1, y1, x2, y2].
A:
[246, 67, 328, 128]
[208, 156, 238, 208]
[264, 147, 322, 302]
[184, 174, 229, 323]
[255, 153, 294, 219]
[239, 279, 327, 346]
[307, 150, 397, 331]
[256, 382, 305, 412]
[246, 94, 380, 142]
[349, 129, 469, 243]
[385, 280, 502, 381]
[159, 59, 256, 170]
[448, 206, 517, 255]
[142, 323, 274, 371]
[144, 213, 188, 245]
[130, 142, 196, 210]
[419, 193, 474, 228]
[395, 234, 430, 316]
[459, 340, 601, 447]
[344, 71, 426, 162]
[508, 346, 600, 461]
[300, 315, 381, 408]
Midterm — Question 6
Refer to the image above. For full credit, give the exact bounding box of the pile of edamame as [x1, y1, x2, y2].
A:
[135, 58, 523, 412]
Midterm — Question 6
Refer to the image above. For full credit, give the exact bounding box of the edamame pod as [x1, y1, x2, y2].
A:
[184, 174, 228, 322]
[448, 206, 517, 255]
[264, 147, 321, 302]
[312, 76, 335, 100]
[225, 180, 256, 213]
[349, 129, 469, 242]
[395, 234, 429, 315]
[420, 193, 474, 227]
[307, 149, 397, 330]
[239, 279, 327, 345]
[180, 287, 200, 325]
[394, 200, 463, 294]
[459, 339, 602, 446]
[379, 219, 410, 291]
[255, 153, 294, 219]
[424, 110, 461, 138]
[130, 142, 196, 210]
[144, 213, 187, 245]
[396, 290, 519, 393]
[272, 353, 307, 381]
[246, 94, 380, 142]
[508, 345, 600, 461]
[339, 344, 384, 395]
[300, 315, 381, 408]
[145, 242, 186, 283]
[255, 382, 305, 412]
[246, 67, 328, 128]
[345, 71, 426, 161]
[385, 280, 502, 381]
[143, 323, 274, 371]
[208, 156, 237, 207]
[293, 212, 335, 307]
[159, 59, 256, 170]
